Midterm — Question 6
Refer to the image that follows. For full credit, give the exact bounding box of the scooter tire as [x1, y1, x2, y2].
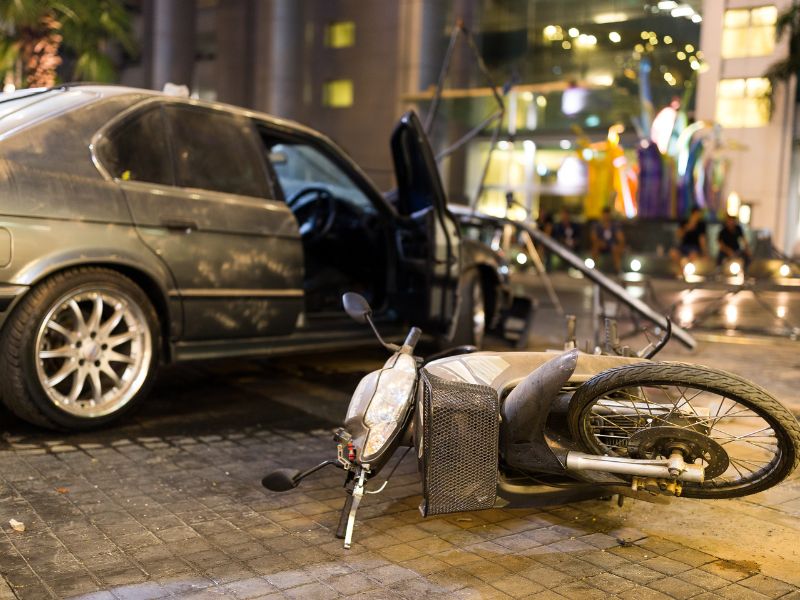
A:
[567, 362, 800, 499]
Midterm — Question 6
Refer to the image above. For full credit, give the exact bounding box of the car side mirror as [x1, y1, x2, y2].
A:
[342, 292, 372, 324]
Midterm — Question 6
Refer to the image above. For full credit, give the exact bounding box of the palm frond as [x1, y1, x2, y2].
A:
[72, 48, 113, 82]
[0, 37, 19, 72]
[765, 2, 800, 86]
[0, 0, 134, 85]
[774, 7, 798, 40]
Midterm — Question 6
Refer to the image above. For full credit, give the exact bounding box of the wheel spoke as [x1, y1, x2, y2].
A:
[39, 346, 73, 360]
[99, 304, 126, 336]
[89, 369, 103, 402]
[68, 299, 87, 333]
[106, 331, 136, 348]
[68, 368, 88, 403]
[106, 350, 134, 365]
[46, 321, 75, 341]
[100, 362, 122, 388]
[717, 426, 774, 446]
[709, 399, 744, 429]
[45, 360, 78, 387]
[87, 295, 104, 332]
[729, 460, 747, 479]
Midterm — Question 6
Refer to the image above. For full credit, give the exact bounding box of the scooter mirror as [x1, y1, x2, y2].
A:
[342, 292, 372, 324]
[261, 468, 301, 492]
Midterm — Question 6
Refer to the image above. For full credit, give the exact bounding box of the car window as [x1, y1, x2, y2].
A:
[262, 137, 375, 214]
[164, 105, 270, 198]
[100, 106, 173, 185]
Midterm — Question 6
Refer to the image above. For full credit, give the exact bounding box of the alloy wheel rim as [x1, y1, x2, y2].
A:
[34, 287, 152, 418]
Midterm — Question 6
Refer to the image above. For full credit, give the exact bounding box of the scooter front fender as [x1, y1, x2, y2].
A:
[500, 348, 579, 473]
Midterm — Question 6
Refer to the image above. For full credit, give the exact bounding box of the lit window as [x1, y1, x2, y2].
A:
[322, 79, 353, 108]
[325, 21, 355, 48]
[716, 77, 771, 128]
[721, 5, 777, 58]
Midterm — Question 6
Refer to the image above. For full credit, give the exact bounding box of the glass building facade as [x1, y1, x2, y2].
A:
[414, 0, 705, 219]
[126, 0, 797, 253]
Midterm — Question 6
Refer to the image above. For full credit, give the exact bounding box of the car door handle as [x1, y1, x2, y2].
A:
[161, 219, 198, 233]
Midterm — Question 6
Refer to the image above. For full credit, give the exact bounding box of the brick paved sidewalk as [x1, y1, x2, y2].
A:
[2, 414, 798, 600]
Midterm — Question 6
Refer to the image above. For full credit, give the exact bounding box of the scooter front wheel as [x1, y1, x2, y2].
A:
[567, 362, 800, 499]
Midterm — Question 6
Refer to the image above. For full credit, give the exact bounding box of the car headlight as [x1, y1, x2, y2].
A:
[362, 353, 417, 460]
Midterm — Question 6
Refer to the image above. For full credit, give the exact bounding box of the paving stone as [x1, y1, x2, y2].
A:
[487, 574, 544, 598]
[676, 568, 733, 591]
[326, 572, 378, 595]
[647, 575, 705, 599]
[525, 590, 569, 600]
[736, 574, 797, 598]
[424, 568, 484, 593]
[70, 592, 116, 600]
[716, 583, 772, 600]
[618, 585, 673, 600]
[664, 548, 717, 567]
[263, 568, 315, 590]
[1, 354, 798, 600]
[215, 577, 276, 599]
[640, 555, 694, 576]
[110, 581, 169, 600]
[282, 582, 339, 599]
[699, 560, 759, 583]
[584, 571, 636, 595]
[610, 563, 665, 586]
[518, 565, 574, 588]
[580, 549, 632, 571]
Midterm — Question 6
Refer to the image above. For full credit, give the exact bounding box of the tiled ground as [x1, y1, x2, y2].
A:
[1, 274, 800, 599]
[1, 359, 799, 600]
[2, 417, 798, 600]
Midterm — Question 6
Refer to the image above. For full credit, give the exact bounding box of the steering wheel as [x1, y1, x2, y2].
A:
[287, 186, 339, 242]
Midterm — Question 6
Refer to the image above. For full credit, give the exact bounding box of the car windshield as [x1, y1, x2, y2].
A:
[268, 142, 376, 214]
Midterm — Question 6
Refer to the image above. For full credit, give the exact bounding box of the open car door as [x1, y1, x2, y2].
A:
[390, 111, 461, 335]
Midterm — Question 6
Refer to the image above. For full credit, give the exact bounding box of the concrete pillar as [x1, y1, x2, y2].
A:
[442, 0, 478, 205]
[253, 0, 305, 120]
[151, 0, 196, 91]
[215, 0, 254, 107]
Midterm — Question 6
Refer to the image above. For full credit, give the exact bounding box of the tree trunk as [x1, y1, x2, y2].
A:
[19, 15, 62, 88]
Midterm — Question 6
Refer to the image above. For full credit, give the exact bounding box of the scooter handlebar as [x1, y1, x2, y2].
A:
[403, 327, 422, 350]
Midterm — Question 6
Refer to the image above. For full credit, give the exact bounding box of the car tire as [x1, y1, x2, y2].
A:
[0, 267, 160, 430]
[449, 269, 486, 348]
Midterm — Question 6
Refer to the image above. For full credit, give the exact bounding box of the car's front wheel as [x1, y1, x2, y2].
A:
[0, 267, 160, 430]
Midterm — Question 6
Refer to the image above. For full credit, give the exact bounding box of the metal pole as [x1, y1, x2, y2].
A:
[520, 222, 696, 350]
[521, 230, 564, 315]
[592, 283, 602, 350]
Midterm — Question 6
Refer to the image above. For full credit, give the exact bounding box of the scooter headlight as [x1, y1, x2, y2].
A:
[362, 353, 417, 460]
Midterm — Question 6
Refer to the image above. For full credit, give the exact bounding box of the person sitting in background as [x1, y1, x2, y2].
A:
[536, 209, 553, 236]
[717, 214, 751, 269]
[669, 205, 707, 272]
[552, 207, 580, 253]
[590, 207, 625, 272]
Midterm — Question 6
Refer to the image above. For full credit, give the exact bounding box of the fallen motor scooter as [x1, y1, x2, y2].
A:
[263, 292, 800, 548]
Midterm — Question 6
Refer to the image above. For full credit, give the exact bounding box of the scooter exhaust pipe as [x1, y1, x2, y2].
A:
[565, 450, 705, 483]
